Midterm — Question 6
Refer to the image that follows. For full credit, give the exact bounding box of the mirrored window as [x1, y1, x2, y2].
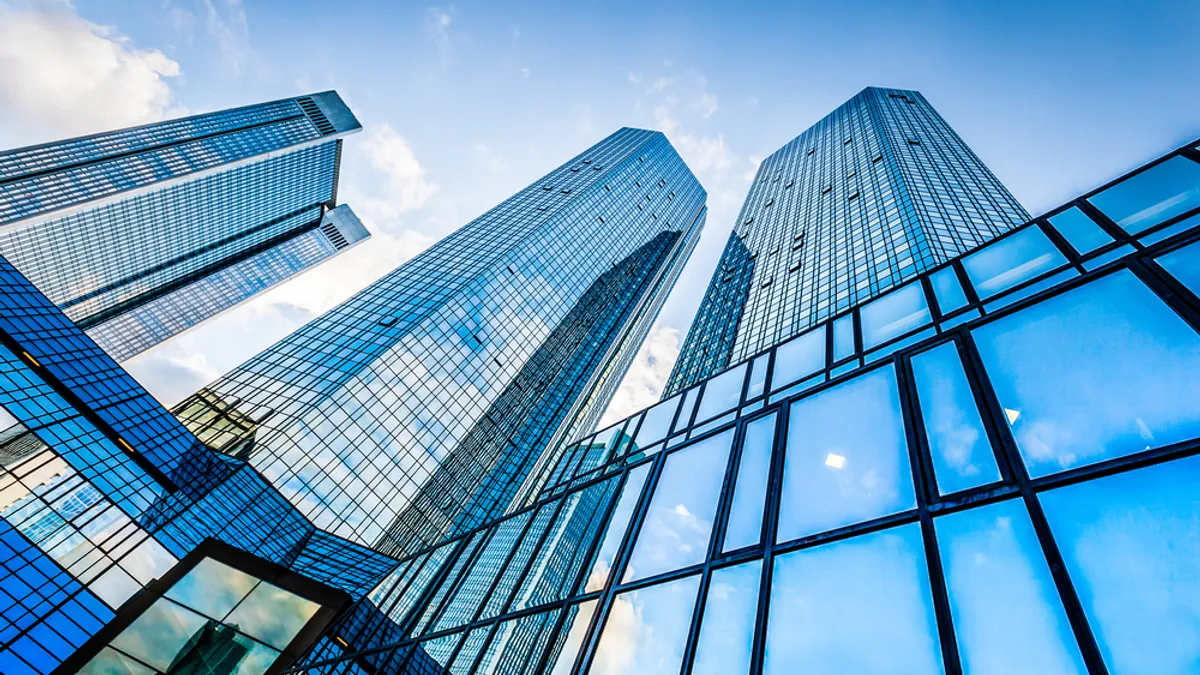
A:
[692, 560, 762, 675]
[545, 600, 597, 675]
[833, 314, 855, 361]
[1048, 207, 1113, 255]
[962, 228, 1068, 300]
[860, 282, 932, 350]
[764, 524, 943, 674]
[972, 270, 1200, 477]
[1088, 155, 1200, 234]
[936, 500, 1086, 674]
[696, 363, 747, 422]
[778, 367, 916, 542]
[1155, 238, 1200, 297]
[590, 574, 701, 674]
[635, 395, 680, 449]
[584, 465, 650, 592]
[747, 354, 770, 400]
[771, 327, 825, 390]
[930, 266, 969, 315]
[910, 342, 1000, 494]
[724, 414, 775, 552]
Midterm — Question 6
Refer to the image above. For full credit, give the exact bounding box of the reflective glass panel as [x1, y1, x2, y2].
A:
[547, 600, 597, 675]
[973, 270, 1200, 477]
[1048, 207, 1113, 254]
[910, 342, 1000, 494]
[936, 500, 1086, 675]
[1040, 455, 1200, 674]
[81, 648, 156, 675]
[859, 282, 932, 350]
[747, 354, 769, 399]
[165, 557, 257, 620]
[696, 363, 747, 422]
[764, 524, 943, 674]
[590, 574, 701, 674]
[626, 430, 734, 581]
[1088, 155, 1200, 234]
[110, 599, 212, 670]
[777, 367, 915, 542]
[723, 414, 775, 552]
[1155, 238, 1200, 297]
[962, 227, 1068, 299]
[225, 581, 321, 649]
[584, 464, 650, 591]
[771, 327, 825, 390]
[833, 314, 855, 361]
[635, 395, 679, 448]
[676, 386, 700, 431]
[930, 266, 969, 315]
[692, 560, 762, 675]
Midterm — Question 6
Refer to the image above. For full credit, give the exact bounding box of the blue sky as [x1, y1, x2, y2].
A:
[1, 0, 1197, 416]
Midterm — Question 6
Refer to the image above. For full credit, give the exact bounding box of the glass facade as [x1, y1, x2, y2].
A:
[666, 87, 1029, 394]
[0, 92, 367, 362]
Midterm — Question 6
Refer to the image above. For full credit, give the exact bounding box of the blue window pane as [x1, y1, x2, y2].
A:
[635, 395, 680, 448]
[771, 327, 825, 390]
[692, 560, 761, 675]
[777, 367, 916, 542]
[1048, 207, 1113, 255]
[746, 354, 769, 400]
[676, 386, 700, 432]
[910, 342, 1000, 494]
[589, 574, 700, 674]
[723, 414, 775, 552]
[930, 266, 969, 315]
[626, 431, 733, 581]
[859, 282, 931, 350]
[584, 465, 650, 592]
[1155, 238, 1200, 297]
[546, 600, 596, 675]
[973, 270, 1200, 477]
[764, 524, 943, 674]
[935, 500, 1086, 675]
[962, 228, 1069, 300]
[833, 314, 855, 361]
[1040, 455, 1200, 674]
[696, 363, 747, 422]
[1088, 155, 1200, 234]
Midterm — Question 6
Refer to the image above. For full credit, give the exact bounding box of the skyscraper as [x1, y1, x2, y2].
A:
[0, 91, 368, 362]
[666, 87, 1029, 394]
[175, 127, 707, 553]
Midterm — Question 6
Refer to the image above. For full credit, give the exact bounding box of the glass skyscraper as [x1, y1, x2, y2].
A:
[666, 87, 1029, 394]
[0, 91, 369, 362]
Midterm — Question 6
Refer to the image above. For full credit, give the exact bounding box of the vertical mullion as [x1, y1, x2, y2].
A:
[748, 399, 790, 675]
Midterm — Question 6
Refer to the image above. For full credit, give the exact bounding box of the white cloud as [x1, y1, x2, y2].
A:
[425, 6, 454, 58]
[0, 2, 182, 142]
[520, 66, 530, 79]
[351, 124, 439, 225]
[599, 325, 680, 426]
[200, 0, 250, 75]
[473, 143, 505, 172]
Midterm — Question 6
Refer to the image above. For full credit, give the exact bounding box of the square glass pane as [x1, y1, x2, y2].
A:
[936, 500, 1086, 675]
[1088, 155, 1200, 234]
[634, 395, 679, 449]
[165, 557, 258, 621]
[591, 574, 700, 674]
[1048, 207, 1113, 254]
[626, 430, 734, 581]
[833, 314, 855, 361]
[225, 581, 320, 649]
[930, 266, 969, 315]
[860, 282, 932, 350]
[584, 464, 650, 592]
[777, 367, 916, 542]
[961, 228, 1068, 300]
[111, 598, 209, 671]
[692, 560, 761, 675]
[764, 524, 943, 674]
[972, 270, 1200, 477]
[696, 363, 747, 422]
[910, 342, 1000, 494]
[1040, 455, 1200, 674]
[746, 354, 769, 399]
[546, 600, 597, 675]
[771, 327, 825, 390]
[1155, 238, 1200, 297]
[723, 414, 776, 552]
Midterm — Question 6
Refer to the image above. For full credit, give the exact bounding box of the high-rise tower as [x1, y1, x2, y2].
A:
[0, 91, 369, 362]
[666, 87, 1028, 393]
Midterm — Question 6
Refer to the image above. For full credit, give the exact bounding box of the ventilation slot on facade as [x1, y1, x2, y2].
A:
[321, 220, 351, 249]
[297, 97, 336, 135]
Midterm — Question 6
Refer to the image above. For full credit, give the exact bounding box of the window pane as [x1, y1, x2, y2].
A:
[626, 430, 734, 581]
[225, 581, 321, 649]
[771, 327, 825, 390]
[590, 574, 701, 674]
[1048, 207, 1113, 254]
[936, 500, 1086, 675]
[1040, 455, 1200, 674]
[1088, 155, 1200, 234]
[910, 343, 1000, 494]
[696, 363, 747, 422]
[930, 266, 969, 315]
[635, 395, 680, 448]
[1155, 238, 1200, 297]
[972, 270, 1200, 477]
[165, 557, 258, 620]
[833, 314, 855, 361]
[747, 354, 769, 399]
[777, 367, 915, 542]
[546, 601, 597, 675]
[111, 599, 211, 671]
[584, 465, 650, 592]
[860, 282, 932, 350]
[962, 228, 1068, 300]
[81, 648, 156, 675]
[724, 414, 776, 552]
[764, 524, 943, 674]
[692, 560, 762, 675]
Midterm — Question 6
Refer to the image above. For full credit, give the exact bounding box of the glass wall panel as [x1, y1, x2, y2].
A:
[930, 266, 968, 315]
[589, 574, 701, 674]
[860, 282, 932, 350]
[1088, 155, 1200, 234]
[546, 600, 597, 675]
[1155, 238, 1200, 297]
[771, 327, 825, 390]
[910, 343, 1000, 494]
[972, 270, 1200, 477]
[691, 560, 762, 675]
[626, 430, 734, 581]
[584, 465, 650, 592]
[1040, 455, 1200, 675]
[777, 367, 915, 542]
[695, 363, 747, 422]
[961, 228, 1068, 299]
[936, 500, 1086, 675]
[723, 414, 775, 552]
[1048, 207, 1113, 255]
[634, 395, 680, 449]
[764, 524, 943, 674]
[833, 314, 855, 361]
[746, 354, 769, 400]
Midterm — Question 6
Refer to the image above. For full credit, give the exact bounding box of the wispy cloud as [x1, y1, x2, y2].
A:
[425, 6, 454, 60]
[201, 0, 251, 75]
[599, 325, 680, 426]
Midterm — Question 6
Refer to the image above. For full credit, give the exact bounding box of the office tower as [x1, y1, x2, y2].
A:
[0, 91, 368, 362]
[666, 87, 1029, 394]
[294, 134, 1200, 674]
[174, 128, 707, 554]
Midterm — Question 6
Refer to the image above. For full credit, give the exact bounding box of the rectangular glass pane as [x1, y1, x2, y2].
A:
[747, 354, 769, 400]
[778, 367, 916, 542]
[626, 430, 734, 581]
[936, 500, 1086, 675]
[962, 228, 1069, 300]
[972, 271, 1200, 477]
[584, 465, 650, 592]
[547, 600, 597, 675]
[771, 327, 825, 390]
[859, 281, 932, 350]
[696, 363, 747, 422]
[910, 342, 1000, 494]
[676, 386, 700, 432]
[635, 395, 680, 449]
[723, 414, 775, 552]
[930, 266, 969, 315]
[833, 314, 855, 361]
[590, 574, 701, 674]
[1088, 155, 1200, 234]
[692, 560, 762, 675]
[764, 524, 943, 674]
[1155, 238, 1200, 297]
[1048, 207, 1113, 254]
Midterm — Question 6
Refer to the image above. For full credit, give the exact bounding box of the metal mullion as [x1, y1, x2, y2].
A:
[1029, 437, 1200, 494]
[420, 532, 491, 638]
[710, 411, 764, 557]
[1037, 220, 1087, 271]
[748, 394, 790, 675]
[458, 509, 545, 638]
[1181, 146, 1200, 164]
[1072, 199, 1133, 248]
[947, 329, 1019, 485]
[1127, 255, 1200, 334]
[490, 491, 573, 621]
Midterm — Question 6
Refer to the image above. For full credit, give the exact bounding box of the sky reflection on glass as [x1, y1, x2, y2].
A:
[589, 574, 700, 675]
[224, 581, 320, 649]
[111, 599, 208, 671]
[164, 557, 257, 621]
[962, 227, 1068, 299]
[585, 464, 649, 592]
[1088, 155, 1200, 233]
[635, 396, 679, 448]
[860, 282, 932, 350]
[1047, 207, 1113, 254]
[972, 270, 1200, 477]
[547, 601, 597, 675]
[695, 363, 746, 422]
[771, 327, 825, 390]
[930, 266, 969, 315]
[81, 648, 156, 675]
[833, 313, 855, 361]
[723, 414, 775, 552]
[692, 560, 761, 675]
[1155, 238, 1200, 297]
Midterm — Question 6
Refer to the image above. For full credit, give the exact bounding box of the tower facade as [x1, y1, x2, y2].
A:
[666, 87, 1029, 394]
[0, 91, 367, 362]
